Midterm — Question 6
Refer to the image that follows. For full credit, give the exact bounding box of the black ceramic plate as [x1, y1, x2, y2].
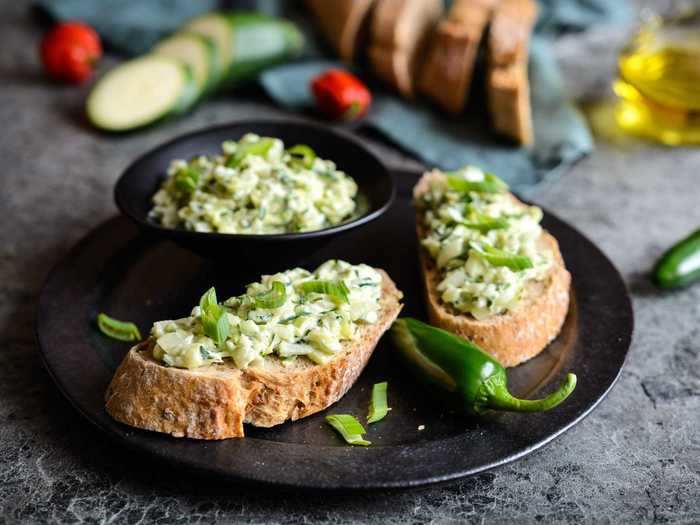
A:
[37, 170, 633, 490]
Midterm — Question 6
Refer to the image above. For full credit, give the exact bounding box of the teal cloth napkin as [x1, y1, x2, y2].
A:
[37, 0, 631, 190]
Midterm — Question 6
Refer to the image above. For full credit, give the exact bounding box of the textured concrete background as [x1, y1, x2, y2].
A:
[1, 1, 699, 523]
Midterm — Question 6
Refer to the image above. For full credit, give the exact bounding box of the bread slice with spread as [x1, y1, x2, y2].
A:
[105, 261, 403, 439]
[413, 168, 570, 367]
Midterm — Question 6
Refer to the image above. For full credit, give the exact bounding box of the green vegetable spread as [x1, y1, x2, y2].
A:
[150, 134, 358, 234]
[415, 167, 552, 319]
[151, 260, 382, 370]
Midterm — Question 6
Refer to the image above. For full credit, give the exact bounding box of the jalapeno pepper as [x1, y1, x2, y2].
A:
[391, 318, 577, 414]
[654, 229, 700, 289]
[311, 69, 371, 121]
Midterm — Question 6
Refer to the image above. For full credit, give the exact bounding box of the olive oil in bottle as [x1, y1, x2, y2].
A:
[614, 13, 700, 145]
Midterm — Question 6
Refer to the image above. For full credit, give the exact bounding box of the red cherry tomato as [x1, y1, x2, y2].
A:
[40, 21, 102, 84]
[311, 69, 372, 121]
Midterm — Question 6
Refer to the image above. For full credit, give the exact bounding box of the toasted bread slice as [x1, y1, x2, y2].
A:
[413, 172, 570, 367]
[418, 0, 498, 114]
[487, 0, 538, 145]
[105, 270, 403, 440]
[305, 0, 376, 62]
[368, 0, 442, 97]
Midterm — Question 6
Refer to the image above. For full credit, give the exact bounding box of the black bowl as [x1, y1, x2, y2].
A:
[114, 120, 395, 273]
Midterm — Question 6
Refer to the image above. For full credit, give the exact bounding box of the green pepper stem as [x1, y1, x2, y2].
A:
[483, 373, 577, 413]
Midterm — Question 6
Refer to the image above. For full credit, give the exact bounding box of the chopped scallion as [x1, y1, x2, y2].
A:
[199, 287, 230, 347]
[299, 280, 350, 304]
[97, 313, 142, 342]
[325, 414, 371, 446]
[226, 138, 274, 168]
[446, 171, 508, 194]
[287, 144, 316, 168]
[469, 242, 533, 271]
[254, 281, 287, 309]
[367, 382, 389, 423]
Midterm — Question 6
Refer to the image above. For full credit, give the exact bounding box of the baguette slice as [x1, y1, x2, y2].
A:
[486, 0, 538, 145]
[105, 270, 403, 440]
[368, 0, 442, 97]
[413, 172, 570, 367]
[305, 0, 376, 62]
[418, 0, 498, 114]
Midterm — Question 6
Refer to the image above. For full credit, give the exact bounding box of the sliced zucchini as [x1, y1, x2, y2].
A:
[224, 13, 305, 85]
[154, 32, 220, 94]
[86, 56, 197, 131]
[183, 13, 233, 75]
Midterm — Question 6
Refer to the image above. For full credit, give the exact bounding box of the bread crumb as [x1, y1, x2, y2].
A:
[418, 425, 425, 431]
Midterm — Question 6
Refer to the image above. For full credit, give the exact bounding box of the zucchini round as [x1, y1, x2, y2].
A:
[86, 56, 197, 131]
[154, 32, 220, 94]
[183, 13, 233, 75]
[224, 13, 305, 85]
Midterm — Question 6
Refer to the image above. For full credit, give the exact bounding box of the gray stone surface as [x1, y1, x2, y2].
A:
[1, 2, 699, 523]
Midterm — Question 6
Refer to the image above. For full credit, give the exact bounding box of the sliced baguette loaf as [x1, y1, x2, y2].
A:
[486, 0, 538, 145]
[413, 172, 570, 367]
[305, 0, 376, 62]
[368, 0, 442, 97]
[105, 269, 403, 440]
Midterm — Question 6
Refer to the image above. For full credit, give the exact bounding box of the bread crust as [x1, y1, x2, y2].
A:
[105, 270, 403, 440]
[414, 171, 570, 367]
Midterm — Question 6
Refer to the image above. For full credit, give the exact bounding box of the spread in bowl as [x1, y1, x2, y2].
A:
[149, 134, 359, 234]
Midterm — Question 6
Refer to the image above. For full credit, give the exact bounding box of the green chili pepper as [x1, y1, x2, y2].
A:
[391, 318, 577, 414]
[654, 229, 700, 288]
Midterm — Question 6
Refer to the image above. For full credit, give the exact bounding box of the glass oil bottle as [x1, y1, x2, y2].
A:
[614, 11, 700, 145]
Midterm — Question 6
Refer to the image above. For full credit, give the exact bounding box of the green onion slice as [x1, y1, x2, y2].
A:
[254, 281, 287, 309]
[199, 287, 230, 347]
[446, 171, 508, 194]
[461, 214, 509, 233]
[367, 382, 389, 423]
[97, 313, 142, 342]
[470, 242, 534, 271]
[174, 166, 201, 194]
[325, 414, 371, 446]
[226, 138, 275, 168]
[299, 280, 350, 304]
[287, 144, 316, 168]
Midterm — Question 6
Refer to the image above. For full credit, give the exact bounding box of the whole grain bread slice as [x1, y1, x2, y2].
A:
[367, 0, 442, 97]
[418, 0, 499, 114]
[105, 269, 403, 440]
[413, 171, 570, 367]
[486, 0, 538, 145]
[305, 0, 376, 62]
